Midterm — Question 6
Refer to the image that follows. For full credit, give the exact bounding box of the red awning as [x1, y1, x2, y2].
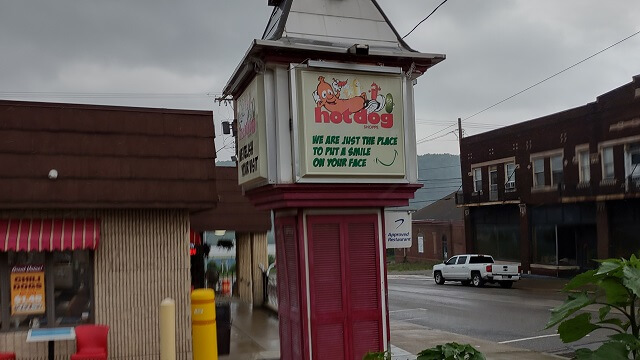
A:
[0, 219, 100, 252]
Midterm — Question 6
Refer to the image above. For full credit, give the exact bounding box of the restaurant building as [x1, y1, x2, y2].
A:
[458, 75, 640, 276]
[395, 192, 465, 263]
[0, 100, 217, 359]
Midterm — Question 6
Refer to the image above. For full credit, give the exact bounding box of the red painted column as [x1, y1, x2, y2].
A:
[249, 184, 419, 360]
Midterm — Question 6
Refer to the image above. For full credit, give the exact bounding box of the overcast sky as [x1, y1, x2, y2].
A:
[1, 1, 638, 161]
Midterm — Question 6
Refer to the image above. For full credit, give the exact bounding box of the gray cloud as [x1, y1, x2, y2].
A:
[0, 0, 638, 158]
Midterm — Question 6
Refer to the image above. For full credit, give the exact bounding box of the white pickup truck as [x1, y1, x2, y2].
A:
[432, 254, 521, 288]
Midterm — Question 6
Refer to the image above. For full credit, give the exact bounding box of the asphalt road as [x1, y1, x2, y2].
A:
[387, 274, 612, 356]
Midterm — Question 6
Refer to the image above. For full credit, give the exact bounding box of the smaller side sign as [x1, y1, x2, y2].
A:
[10, 264, 46, 315]
[236, 75, 268, 186]
[385, 211, 412, 249]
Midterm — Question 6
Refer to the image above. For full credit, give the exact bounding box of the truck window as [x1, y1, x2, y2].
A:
[456, 256, 468, 264]
[469, 256, 494, 264]
[445, 256, 458, 265]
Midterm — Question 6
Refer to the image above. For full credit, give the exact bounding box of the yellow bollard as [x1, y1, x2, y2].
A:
[191, 289, 218, 360]
[160, 298, 176, 360]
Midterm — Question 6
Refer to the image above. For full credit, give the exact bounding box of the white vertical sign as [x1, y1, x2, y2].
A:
[385, 210, 412, 248]
[418, 235, 424, 253]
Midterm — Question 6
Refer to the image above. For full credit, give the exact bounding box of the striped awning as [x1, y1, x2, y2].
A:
[0, 219, 100, 252]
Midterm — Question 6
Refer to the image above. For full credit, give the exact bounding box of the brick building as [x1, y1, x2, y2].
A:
[458, 75, 640, 276]
[395, 192, 465, 263]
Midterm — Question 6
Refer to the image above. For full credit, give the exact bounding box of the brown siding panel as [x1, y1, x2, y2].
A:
[0, 100, 217, 210]
[190, 167, 272, 232]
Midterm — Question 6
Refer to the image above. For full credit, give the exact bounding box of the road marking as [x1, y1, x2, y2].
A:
[389, 308, 428, 313]
[388, 275, 431, 281]
[498, 333, 559, 344]
[400, 316, 430, 321]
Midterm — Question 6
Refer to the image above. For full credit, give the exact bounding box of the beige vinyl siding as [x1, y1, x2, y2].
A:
[251, 232, 268, 304]
[235, 232, 269, 305]
[0, 210, 192, 360]
[236, 232, 253, 302]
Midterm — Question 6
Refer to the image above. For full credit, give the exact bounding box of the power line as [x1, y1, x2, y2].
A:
[417, 130, 457, 143]
[416, 124, 457, 144]
[463, 28, 640, 122]
[402, 0, 449, 39]
[418, 164, 460, 171]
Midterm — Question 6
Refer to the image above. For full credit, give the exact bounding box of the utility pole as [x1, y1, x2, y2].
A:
[457, 117, 462, 149]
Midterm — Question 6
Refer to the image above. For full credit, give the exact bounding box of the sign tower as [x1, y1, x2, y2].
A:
[223, 1, 445, 358]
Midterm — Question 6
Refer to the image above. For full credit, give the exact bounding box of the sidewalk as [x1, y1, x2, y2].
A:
[218, 299, 280, 360]
[220, 296, 568, 360]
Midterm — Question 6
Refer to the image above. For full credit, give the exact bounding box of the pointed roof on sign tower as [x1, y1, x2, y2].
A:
[223, 0, 445, 97]
[262, 0, 416, 54]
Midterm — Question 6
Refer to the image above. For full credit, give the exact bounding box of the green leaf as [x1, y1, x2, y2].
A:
[598, 305, 610, 321]
[575, 341, 630, 360]
[623, 265, 640, 298]
[596, 318, 627, 331]
[557, 313, 600, 343]
[363, 351, 390, 360]
[564, 270, 601, 291]
[596, 261, 622, 276]
[609, 333, 640, 350]
[546, 292, 594, 329]
[598, 277, 630, 305]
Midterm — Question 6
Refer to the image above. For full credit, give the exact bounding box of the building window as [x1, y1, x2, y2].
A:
[1, 250, 94, 331]
[473, 168, 482, 193]
[551, 155, 564, 185]
[602, 147, 615, 180]
[626, 143, 640, 181]
[533, 158, 545, 188]
[578, 150, 590, 183]
[505, 162, 516, 191]
[489, 166, 498, 201]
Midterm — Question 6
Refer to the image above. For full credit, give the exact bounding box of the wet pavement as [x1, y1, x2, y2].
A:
[220, 274, 571, 359]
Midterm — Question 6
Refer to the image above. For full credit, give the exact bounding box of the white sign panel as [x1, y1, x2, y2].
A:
[236, 75, 268, 186]
[385, 210, 412, 249]
[296, 67, 405, 179]
[418, 235, 424, 253]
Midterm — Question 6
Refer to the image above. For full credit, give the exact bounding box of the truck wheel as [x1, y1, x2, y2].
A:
[461, 280, 471, 286]
[471, 272, 484, 287]
[434, 271, 445, 285]
[499, 281, 513, 289]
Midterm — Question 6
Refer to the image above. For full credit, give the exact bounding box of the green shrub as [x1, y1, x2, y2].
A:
[416, 342, 485, 360]
[363, 343, 485, 360]
[546, 254, 640, 359]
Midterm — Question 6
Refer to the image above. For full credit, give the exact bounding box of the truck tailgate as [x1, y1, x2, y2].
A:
[491, 264, 520, 280]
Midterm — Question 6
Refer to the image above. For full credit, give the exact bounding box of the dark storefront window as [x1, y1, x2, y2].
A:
[0, 250, 94, 331]
[610, 201, 640, 259]
[533, 226, 556, 265]
[53, 251, 93, 326]
[473, 206, 520, 262]
[611, 225, 640, 259]
[475, 224, 520, 261]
